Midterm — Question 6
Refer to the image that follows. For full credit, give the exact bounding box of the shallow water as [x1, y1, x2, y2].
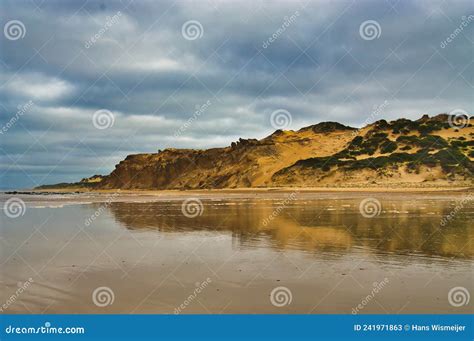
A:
[1, 192, 472, 314]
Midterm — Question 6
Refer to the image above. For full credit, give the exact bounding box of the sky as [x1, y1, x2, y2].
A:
[0, 0, 473, 189]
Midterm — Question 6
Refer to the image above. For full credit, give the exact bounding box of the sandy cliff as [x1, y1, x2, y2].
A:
[37, 114, 473, 190]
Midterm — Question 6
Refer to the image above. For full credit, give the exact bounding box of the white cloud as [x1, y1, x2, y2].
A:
[4, 73, 75, 101]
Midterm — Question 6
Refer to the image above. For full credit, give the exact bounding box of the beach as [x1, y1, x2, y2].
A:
[1, 189, 472, 314]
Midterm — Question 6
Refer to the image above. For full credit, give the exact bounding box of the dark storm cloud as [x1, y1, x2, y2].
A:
[0, 0, 473, 188]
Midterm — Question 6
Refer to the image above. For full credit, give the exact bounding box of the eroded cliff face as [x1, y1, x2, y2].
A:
[98, 121, 358, 189]
[100, 146, 266, 189]
[37, 115, 474, 190]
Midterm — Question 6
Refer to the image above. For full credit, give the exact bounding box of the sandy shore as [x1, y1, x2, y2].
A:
[1, 186, 473, 314]
[14, 185, 474, 195]
[2, 187, 471, 206]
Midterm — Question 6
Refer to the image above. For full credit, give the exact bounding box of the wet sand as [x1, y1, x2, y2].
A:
[0, 191, 473, 314]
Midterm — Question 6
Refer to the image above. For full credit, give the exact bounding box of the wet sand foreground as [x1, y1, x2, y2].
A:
[0, 190, 472, 314]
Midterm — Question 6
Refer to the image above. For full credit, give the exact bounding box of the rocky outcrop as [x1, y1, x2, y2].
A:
[37, 114, 473, 189]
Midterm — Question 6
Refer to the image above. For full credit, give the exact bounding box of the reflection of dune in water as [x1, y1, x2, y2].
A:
[105, 198, 474, 259]
[260, 216, 353, 252]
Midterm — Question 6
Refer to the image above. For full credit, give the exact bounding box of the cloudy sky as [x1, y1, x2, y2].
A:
[0, 0, 473, 189]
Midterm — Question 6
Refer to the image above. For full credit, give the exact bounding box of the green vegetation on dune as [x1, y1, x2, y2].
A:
[396, 135, 449, 149]
[277, 131, 473, 178]
[336, 132, 394, 158]
[374, 115, 470, 135]
[286, 147, 472, 174]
